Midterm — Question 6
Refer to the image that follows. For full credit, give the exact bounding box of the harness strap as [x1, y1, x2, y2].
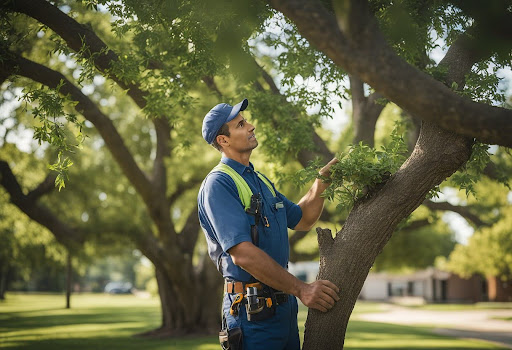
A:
[211, 163, 276, 210]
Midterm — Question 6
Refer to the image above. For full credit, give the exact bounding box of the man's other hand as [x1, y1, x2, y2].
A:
[319, 157, 339, 181]
[298, 280, 340, 312]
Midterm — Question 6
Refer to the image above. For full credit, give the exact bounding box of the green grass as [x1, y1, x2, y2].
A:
[0, 293, 507, 350]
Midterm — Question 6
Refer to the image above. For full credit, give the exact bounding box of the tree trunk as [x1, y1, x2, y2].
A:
[66, 251, 72, 309]
[302, 122, 472, 349]
[0, 262, 8, 300]
[140, 253, 223, 337]
[350, 75, 385, 147]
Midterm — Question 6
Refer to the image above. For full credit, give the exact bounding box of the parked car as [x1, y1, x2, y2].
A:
[104, 281, 133, 294]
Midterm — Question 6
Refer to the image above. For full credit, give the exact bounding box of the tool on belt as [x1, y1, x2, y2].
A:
[225, 281, 288, 321]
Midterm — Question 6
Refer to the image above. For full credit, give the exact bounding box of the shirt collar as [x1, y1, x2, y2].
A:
[221, 156, 254, 175]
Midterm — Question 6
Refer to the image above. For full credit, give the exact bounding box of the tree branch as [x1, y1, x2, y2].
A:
[26, 172, 57, 201]
[253, 61, 334, 165]
[349, 75, 386, 146]
[399, 218, 431, 232]
[178, 207, 200, 254]
[423, 200, 489, 227]
[266, 0, 512, 147]
[6, 0, 173, 198]
[449, 0, 512, 47]
[202, 76, 223, 98]
[0, 159, 83, 247]
[168, 176, 204, 206]
[0, 54, 155, 208]
[6, 0, 146, 108]
[152, 117, 171, 191]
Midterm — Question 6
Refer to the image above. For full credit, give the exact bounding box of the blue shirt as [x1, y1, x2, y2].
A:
[198, 157, 302, 282]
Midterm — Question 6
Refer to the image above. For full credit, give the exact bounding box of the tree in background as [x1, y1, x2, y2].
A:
[0, 0, 232, 333]
[442, 175, 512, 294]
[0, 199, 70, 299]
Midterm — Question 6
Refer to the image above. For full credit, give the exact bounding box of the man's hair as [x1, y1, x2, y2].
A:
[212, 123, 230, 152]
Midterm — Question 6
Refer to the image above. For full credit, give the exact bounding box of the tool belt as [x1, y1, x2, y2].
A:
[224, 280, 288, 322]
[224, 281, 289, 304]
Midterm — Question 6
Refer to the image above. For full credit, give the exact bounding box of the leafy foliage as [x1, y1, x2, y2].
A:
[20, 81, 85, 190]
[444, 205, 512, 280]
[375, 217, 457, 272]
[259, 13, 348, 122]
[296, 122, 408, 210]
[449, 142, 491, 198]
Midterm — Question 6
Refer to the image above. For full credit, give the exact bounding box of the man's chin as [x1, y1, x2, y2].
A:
[243, 141, 258, 152]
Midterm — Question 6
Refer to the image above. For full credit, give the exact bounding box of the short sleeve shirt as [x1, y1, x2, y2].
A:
[197, 157, 302, 282]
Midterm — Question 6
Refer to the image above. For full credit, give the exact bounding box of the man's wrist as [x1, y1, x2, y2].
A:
[292, 279, 307, 299]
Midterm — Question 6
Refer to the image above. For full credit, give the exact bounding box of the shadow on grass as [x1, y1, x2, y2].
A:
[1, 307, 161, 330]
[0, 336, 219, 350]
[0, 306, 218, 350]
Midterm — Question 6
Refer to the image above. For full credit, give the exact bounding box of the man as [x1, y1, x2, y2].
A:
[198, 98, 339, 350]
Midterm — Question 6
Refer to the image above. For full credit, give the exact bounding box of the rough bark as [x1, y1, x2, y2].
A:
[267, 0, 512, 147]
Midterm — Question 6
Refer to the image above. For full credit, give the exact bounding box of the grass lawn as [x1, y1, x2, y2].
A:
[0, 293, 507, 350]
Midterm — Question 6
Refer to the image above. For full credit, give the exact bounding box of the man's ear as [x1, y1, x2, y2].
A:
[216, 135, 229, 147]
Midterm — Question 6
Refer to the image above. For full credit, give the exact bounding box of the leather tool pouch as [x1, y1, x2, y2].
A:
[219, 327, 243, 350]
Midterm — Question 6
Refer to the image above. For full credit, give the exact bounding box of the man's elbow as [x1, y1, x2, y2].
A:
[294, 218, 315, 232]
[229, 242, 253, 268]
[231, 253, 247, 267]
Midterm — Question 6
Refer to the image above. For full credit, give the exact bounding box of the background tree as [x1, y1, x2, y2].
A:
[441, 174, 512, 286]
[1, 0, 283, 335]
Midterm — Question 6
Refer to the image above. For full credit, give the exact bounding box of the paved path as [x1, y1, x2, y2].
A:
[356, 305, 512, 348]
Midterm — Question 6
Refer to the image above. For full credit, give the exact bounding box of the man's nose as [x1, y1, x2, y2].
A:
[248, 123, 255, 132]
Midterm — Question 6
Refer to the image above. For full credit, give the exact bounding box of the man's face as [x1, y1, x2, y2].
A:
[222, 113, 258, 152]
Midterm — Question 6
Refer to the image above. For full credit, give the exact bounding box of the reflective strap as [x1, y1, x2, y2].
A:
[211, 163, 276, 210]
[213, 164, 253, 210]
[256, 171, 276, 197]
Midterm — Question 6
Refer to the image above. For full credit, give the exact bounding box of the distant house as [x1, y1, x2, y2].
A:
[289, 262, 512, 303]
[360, 268, 487, 303]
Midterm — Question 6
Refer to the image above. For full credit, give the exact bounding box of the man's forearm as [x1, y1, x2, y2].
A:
[229, 241, 340, 312]
[295, 178, 328, 230]
[230, 242, 306, 296]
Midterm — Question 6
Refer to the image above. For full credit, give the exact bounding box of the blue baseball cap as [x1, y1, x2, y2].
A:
[202, 99, 248, 144]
